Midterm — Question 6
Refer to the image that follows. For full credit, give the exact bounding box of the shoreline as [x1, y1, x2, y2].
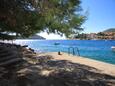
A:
[43, 52, 115, 76]
[0, 42, 115, 86]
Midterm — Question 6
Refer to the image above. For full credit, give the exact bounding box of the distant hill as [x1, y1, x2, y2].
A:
[103, 28, 115, 32]
[18, 35, 46, 39]
[28, 35, 46, 39]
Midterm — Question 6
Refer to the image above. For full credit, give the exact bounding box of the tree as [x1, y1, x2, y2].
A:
[74, 33, 87, 39]
[0, 0, 86, 40]
[97, 32, 105, 36]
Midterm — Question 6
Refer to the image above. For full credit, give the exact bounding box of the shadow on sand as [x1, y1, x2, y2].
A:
[16, 55, 115, 86]
[0, 42, 115, 86]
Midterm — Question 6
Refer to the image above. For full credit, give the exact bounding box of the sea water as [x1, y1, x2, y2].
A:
[14, 40, 115, 64]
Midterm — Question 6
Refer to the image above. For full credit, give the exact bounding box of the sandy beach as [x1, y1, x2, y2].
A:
[43, 52, 115, 76]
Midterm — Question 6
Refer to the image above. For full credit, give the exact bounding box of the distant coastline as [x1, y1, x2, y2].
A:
[69, 28, 115, 40]
[17, 35, 46, 40]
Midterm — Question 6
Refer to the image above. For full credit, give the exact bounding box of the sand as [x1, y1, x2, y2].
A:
[1, 43, 115, 86]
[43, 52, 115, 76]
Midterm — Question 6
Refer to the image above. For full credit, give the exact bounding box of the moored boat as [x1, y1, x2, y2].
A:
[111, 46, 115, 51]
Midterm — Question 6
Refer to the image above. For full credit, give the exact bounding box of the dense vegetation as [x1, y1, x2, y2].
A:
[103, 28, 115, 32]
[0, 0, 86, 40]
[72, 33, 87, 39]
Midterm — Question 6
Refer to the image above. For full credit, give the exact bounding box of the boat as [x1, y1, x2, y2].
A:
[54, 42, 60, 45]
[111, 46, 115, 51]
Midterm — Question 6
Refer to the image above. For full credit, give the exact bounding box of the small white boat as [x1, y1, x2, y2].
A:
[111, 46, 115, 51]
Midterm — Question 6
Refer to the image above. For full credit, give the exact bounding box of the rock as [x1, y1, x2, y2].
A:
[0, 43, 24, 67]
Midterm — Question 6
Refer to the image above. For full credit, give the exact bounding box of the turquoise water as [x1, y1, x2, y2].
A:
[14, 40, 115, 64]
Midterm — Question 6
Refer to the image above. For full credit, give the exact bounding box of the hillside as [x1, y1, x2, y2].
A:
[28, 35, 46, 39]
[103, 28, 115, 32]
[18, 35, 46, 39]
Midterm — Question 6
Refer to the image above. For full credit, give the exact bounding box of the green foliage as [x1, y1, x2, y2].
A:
[103, 28, 115, 32]
[97, 32, 110, 36]
[0, 0, 86, 39]
[0, 33, 15, 40]
[97, 32, 105, 36]
[74, 33, 87, 39]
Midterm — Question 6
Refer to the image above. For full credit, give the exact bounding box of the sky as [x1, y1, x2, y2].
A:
[38, 0, 115, 39]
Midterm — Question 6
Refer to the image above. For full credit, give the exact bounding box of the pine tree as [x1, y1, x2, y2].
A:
[0, 0, 86, 39]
